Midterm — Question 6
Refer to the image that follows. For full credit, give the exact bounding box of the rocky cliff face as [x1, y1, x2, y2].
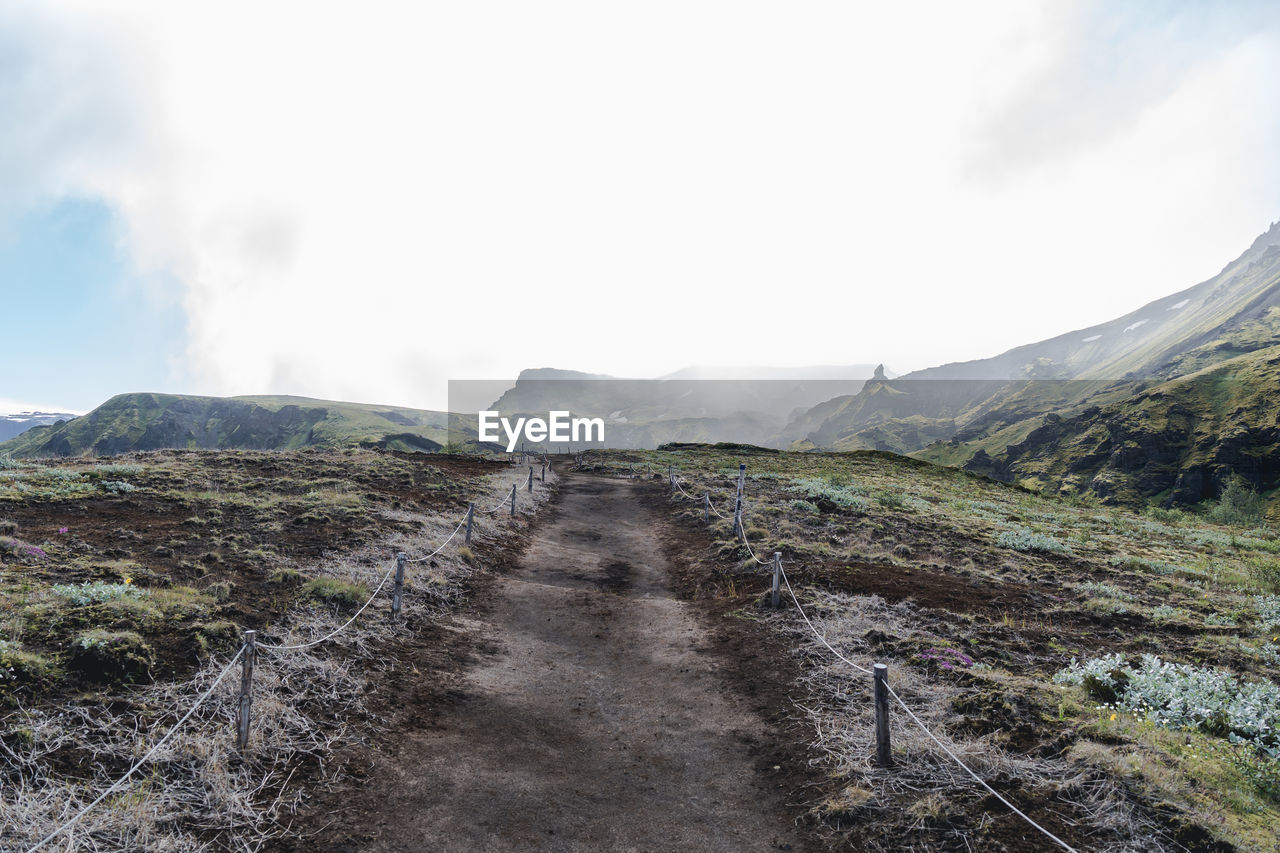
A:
[783, 219, 1280, 506]
[959, 347, 1280, 505]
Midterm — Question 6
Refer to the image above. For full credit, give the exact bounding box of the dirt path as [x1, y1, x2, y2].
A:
[300, 472, 808, 852]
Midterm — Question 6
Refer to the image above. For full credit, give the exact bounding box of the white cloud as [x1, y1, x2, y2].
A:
[0, 5, 154, 227]
[0, 398, 84, 417]
[19, 1, 1280, 409]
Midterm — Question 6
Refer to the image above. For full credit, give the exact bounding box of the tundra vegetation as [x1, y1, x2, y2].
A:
[589, 444, 1280, 852]
[0, 448, 541, 850]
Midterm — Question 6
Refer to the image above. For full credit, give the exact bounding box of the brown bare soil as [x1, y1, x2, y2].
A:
[272, 470, 817, 852]
[0, 449, 504, 691]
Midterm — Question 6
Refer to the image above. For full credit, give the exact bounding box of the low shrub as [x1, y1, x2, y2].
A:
[204, 581, 234, 603]
[1078, 581, 1133, 602]
[0, 640, 55, 696]
[51, 581, 148, 606]
[268, 568, 306, 585]
[301, 577, 368, 609]
[1254, 596, 1280, 630]
[875, 491, 905, 509]
[191, 621, 240, 658]
[1249, 558, 1280, 592]
[1056, 653, 1280, 755]
[996, 526, 1071, 555]
[1209, 477, 1267, 526]
[70, 629, 154, 683]
[790, 477, 869, 512]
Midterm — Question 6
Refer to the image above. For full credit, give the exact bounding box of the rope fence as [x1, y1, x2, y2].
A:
[24, 646, 247, 853]
[21, 462, 551, 853]
[667, 466, 1079, 853]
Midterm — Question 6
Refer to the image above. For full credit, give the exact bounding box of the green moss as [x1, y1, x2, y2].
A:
[70, 629, 154, 683]
[191, 621, 240, 659]
[268, 568, 306, 585]
[0, 641, 56, 701]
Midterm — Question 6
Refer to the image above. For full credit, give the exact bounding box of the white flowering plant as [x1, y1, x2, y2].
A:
[1055, 653, 1280, 756]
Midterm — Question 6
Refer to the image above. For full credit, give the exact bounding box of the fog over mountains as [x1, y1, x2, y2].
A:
[0, 412, 79, 443]
[6, 220, 1279, 507]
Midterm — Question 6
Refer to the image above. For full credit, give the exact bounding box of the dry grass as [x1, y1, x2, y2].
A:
[0, 463, 554, 852]
[778, 591, 1173, 852]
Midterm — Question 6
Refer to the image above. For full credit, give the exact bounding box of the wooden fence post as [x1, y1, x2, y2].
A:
[771, 552, 782, 609]
[668, 464, 674, 490]
[464, 502, 475, 545]
[704, 492, 710, 523]
[237, 630, 256, 751]
[392, 552, 406, 619]
[874, 663, 892, 767]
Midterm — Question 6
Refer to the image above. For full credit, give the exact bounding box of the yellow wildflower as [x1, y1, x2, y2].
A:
[1109, 714, 1117, 721]
[123, 576, 132, 585]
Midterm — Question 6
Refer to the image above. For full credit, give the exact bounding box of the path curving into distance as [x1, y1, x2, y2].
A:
[321, 471, 808, 852]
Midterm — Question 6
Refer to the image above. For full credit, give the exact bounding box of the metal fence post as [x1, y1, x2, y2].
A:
[874, 664, 892, 767]
[465, 502, 475, 545]
[704, 492, 710, 523]
[771, 552, 782, 609]
[392, 552, 406, 619]
[237, 630, 256, 751]
[527, 466, 534, 491]
[668, 464, 674, 491]
[510, 483, 516, 517]
[541, 460, 546, 482]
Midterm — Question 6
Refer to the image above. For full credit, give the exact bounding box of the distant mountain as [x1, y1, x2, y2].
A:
[783, 219, 1280, 506]
[0, 393, 452, 457]
[482, 366, 883, 449]
[0, 412, 79, 443]
[660, 364, 893, 381]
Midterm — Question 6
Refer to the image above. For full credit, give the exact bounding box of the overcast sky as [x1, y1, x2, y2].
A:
[3, 1, 1279, 414]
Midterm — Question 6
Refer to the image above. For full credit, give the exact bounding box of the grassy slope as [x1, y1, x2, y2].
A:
[785, 226, 1280, 505]
[0, 393, 453, 457]
[935, 346, 1280, 505]
[597, 445, 1280, 851]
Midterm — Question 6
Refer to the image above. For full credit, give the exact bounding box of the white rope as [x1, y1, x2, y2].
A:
[778, 563, 872, 675]
[480, 488, 513, 516]
[777, 562, 1078, 853]
[28, 468, 534, 849]
[672, 478, 699, 501]
[405, 516, 466, 563]
[738, 524, 772, 565]
[886, 684, 1079, 852]
[25, 646, 247, 853]
[672, 476, 731, 519]
[257, 562, 396, 652]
